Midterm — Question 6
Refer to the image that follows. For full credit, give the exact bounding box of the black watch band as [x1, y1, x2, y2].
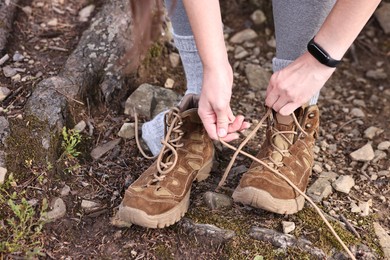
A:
[307, 37, 341, 68]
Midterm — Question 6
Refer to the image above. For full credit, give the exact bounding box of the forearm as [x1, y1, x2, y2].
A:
[315, 0, 381, 60]
[182, 0, 229, 70]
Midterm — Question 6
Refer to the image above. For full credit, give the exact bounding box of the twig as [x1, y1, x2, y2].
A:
[340, 214, 361, 238]
[51, 88, 84, 105]
[48, 46, 69, 52]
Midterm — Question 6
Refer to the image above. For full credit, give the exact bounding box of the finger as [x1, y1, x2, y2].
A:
[271, 97, 289, 113]
[265, 93, 279, 108]
[199, 113, 219, 140]
[227, 115, 245, 133]
[215, 110, 230, 138]
[220, 132, 240, 142]
[279, 102, 299, 116]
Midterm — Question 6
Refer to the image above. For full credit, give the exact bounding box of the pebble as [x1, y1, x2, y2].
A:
[377, 141, 390, 151]
[366, 69, 388, 80]
[74, 120, 86, 132]
[12, 52, 24, 62]
[60, 185, 71, 196]
[81, 200, 101, 212]
[332, 175, 355, 194]
[0, 54, 10, 66]
[117, 123, 136, 139]
[78, 4, 95, 22]
[0, 87, 11, 102]
[90, 138, 121, 160]
[2, 66, 17, 78]
[375, 2, 390, 34]
[378, 170, 390, 177]
[47, 18, 58, 27]
[350, 108, 365, 118]
[245, 64, 271, 90]
[45, 198, 67, 221]
[352, 99, 366, 107]
[307, 178, 333, 202]
[350, 143, 375, 161]
[164, 78, 174, 89]
[0, 167, 7, 185]
[11, 74, 21, 82]
[203, 191, 233, 210]
[230, 29, 258, 44]
[234, 46, 249, 59]
[282, 221, 295, 234]
[351, 202, 361, 213]
[359, 199, 372, 216]
[364, 126, 384, 139]
[312, 164, 323, 174]
[169, 52, 180, 68]
[250, 10, 266, 25]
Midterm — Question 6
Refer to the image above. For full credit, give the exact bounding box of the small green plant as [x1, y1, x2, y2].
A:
[0, 173, 47, 258]
[61, 126, 82, 158]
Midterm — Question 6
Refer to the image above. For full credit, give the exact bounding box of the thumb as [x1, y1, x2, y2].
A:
[216, 111, 230, 138]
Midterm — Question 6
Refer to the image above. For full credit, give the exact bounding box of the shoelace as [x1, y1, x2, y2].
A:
[218, 107, 355, 260]
[134, 107, 184, 185]
[135, 106, 355, 259]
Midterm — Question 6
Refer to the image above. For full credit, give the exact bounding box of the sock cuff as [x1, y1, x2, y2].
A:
[172, 32, 198, 52]
[272, 57, 293, 72]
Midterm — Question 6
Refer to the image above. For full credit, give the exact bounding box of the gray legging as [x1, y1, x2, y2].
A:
[165, 0, 336, 63]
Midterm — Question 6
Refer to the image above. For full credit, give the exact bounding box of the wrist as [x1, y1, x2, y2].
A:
[307, 37, 341, 68]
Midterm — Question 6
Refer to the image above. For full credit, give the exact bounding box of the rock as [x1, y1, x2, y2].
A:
[45, 198, 66, 221]
[203, 191, 233, 210]
[378, 141, 390, 151]
[378, 170, 390, 177]
[124, 83, 181, 119]
[366, 69, 388, 80]
[234, 46, 249, 59]
[47, 18, 58, 27]
[117, 123, 135, 139]
[332, 175, 355, 194]
[90, 138, 121, 160]
[350, 202, 361, 213]
[0, 167, 7, 185]
[0, 54, 10, 66]
[2, 66, 17, 77]
[307, 178, 333, 202]
[375, 3, 390, 34]
[12, 52, 24, 62]
[78, 4, 95, 22]
[250, 10, 266, 25]
[319, 171, 338, 182]
[60, 185, 71, 196]
[373, 150, 387, 163]
[73, 120, 86, 132]
[169, 52, 180, 68]
[312, 164, 323, 174]
[164, 78, 174, 89]
[352, 99, 366, 108]
[282, 221, 295, 234]
[364, 126, 384, 139]
[350, 143, 375, 161]
[0, 87, 11, 102]
[230, 29, 258, 44]
[350, 108, 365, 118]
[373, 222, 390, 258]
[81, 199, 101, 212]
[0, 116, 10, 145]
[11, 74, 21, 82]
[359, 199, 372, 216]
[245, 64, 271, 90]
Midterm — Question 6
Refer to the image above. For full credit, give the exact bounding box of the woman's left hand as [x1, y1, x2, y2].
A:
[265, 52, 336, 115]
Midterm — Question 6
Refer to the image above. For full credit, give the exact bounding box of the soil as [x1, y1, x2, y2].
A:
[0, 0, 389, 259]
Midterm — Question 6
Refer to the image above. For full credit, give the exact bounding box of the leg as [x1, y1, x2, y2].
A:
[142, 0, 204, 155]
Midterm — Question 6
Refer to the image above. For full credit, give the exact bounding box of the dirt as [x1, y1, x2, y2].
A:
[0, 0, 389, 259]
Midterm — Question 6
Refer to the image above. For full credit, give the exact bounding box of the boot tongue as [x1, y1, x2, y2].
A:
[271, 113, 296, 162]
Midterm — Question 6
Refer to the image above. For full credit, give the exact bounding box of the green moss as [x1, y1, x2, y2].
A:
[153, 244, 174, 260]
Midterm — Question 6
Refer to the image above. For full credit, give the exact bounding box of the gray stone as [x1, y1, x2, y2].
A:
[375, 3, 390, 34]
[0, 87, 11, 102]
[0, 54, 10, 66]
[78, 4, 95, 22]
[117, 123, 135, 139]
[250, 10, 266, 25]
[378, 170, 390, 177]
[60, 185, 71, 196]
[350, 108, 365, 118]
[352, 99, 366, 107]
[234, 46, 249, 59]
[81, 199, 101, 212]
[378, 141, 390, 151]
[366, 69, 388, 80]
[245, 64, 271, 91]
[124, 83, 181, 119]
[359, 199, 372, 216]
[307, 178, 333, 202]
[332, 175, 355, 194]
[282, 221, 295, 234]
[364, 126, 384, 139]
[164, 78, 174, 89]
[45, 198, 66, 221]
[350, 143, 375, 161]
[2, 65, 17, 77]
[0, 167, 6, 185]
[230, 29, 258, 44]
[312, 164, 323, 174]
[90, 138, 121, 160]
[0, 116, 10, 145]
[73, 120, 86, 132]
[203, 191, 233, 210]
[12, 52, 24, 62]
[319, 171, 338, 182]
[169, 52, 180, 68]
[373, 222, 390, 258]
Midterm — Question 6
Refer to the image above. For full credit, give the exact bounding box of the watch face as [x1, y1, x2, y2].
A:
[308, 42, 330, 65]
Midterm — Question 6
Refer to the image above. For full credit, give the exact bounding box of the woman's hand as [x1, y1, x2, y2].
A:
[198, 63, 250, 142]
[265, 52, 335, 115]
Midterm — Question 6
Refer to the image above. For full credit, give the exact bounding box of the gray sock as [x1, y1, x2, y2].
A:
[142, 34, 203, 156]
[272, 57, 319, 105]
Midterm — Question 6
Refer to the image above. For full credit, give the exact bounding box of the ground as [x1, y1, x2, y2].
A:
[0, 0, 389, 259]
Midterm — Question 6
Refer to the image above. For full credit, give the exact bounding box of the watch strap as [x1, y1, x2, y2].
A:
[307, 37, 341, 68]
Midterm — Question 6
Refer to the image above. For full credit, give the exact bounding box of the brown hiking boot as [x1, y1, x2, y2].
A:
[118, 94, 214, 228]
[232, 105, 319, 214]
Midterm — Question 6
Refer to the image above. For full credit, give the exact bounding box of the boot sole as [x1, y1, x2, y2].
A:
[232, 186, 305, 215]
[118, 158, 213, 228]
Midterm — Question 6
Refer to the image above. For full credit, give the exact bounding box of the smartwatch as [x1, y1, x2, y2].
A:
[307, 37, 341, 68]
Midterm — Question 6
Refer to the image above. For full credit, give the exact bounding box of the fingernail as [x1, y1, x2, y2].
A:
[218, 128, 227, 137]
